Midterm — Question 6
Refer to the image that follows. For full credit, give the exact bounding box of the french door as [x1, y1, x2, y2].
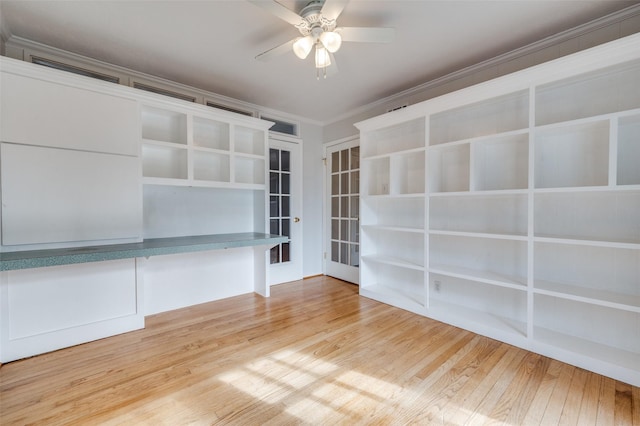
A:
[325, 138, 360, 284]
[268, 137, 303, 285]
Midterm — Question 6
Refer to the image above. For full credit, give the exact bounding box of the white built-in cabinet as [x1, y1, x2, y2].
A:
[0, 57, 274, 362]
[0, 70, 142, 248]
[356, 33, 640, 386]
[141, 105, 266, 188]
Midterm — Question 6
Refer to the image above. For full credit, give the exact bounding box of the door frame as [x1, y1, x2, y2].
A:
[268, 133, 303, 285]
[323, 135, 360, 284]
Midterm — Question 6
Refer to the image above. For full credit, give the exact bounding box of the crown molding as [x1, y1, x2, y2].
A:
[324, 3, 640, 126]
[3, 3, 638, 129]
[3, 35, 324, 128]
[0, 56, 275, 131]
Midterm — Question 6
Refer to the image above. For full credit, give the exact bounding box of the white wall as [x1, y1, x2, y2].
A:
[299, 121, 324, 277]
[323, 11, 640, 143]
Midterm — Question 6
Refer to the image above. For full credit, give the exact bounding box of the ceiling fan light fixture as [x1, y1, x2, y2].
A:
[319, 31, 342, 53]
[293, 36, 314, 59]
[315, 44, 331, 69]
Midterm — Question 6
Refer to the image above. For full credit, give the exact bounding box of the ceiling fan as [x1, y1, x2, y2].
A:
[249, 0, 395, 78]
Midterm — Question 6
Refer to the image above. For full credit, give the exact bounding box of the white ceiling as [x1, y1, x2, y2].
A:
[1, 0, 638, 123]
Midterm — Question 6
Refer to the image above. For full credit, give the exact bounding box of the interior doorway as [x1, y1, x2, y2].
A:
[324, 137, 360, 284]
[268, 136, 303, 285]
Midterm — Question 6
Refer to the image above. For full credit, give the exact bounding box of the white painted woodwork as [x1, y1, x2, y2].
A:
[0, 57, 276, 362]
[0, 259, 143, 362]
[356, 33, 640, 386]
[140, 105, 269, 189]
[0, 72, 138, 156]
[324, 137, 361, 284]
[268, 137, 303, 285]
[1, 143, 142, 247]
[141, 248, 256, 315]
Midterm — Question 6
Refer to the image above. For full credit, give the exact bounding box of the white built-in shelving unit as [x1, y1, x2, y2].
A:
[355, 33, 640, 386]
[360, 117, 427, 314]
[141, 105, 267, 189]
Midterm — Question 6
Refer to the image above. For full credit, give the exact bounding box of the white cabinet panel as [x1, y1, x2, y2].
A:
[141, 248, 254, 315]
[1, 143, 142, 246]
[1, 259, 142, 362]
[0, 73, 138, 156]
[6, 260, 137, 339]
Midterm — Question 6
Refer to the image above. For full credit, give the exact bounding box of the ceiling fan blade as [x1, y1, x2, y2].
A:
[336, 27, 395, 43]
[256, 38, 297, 62]
[321, 0, 349, 21]
[247, 0, 304, 26]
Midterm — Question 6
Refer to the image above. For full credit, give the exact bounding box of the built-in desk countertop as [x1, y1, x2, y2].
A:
[0, 233, 287, 271]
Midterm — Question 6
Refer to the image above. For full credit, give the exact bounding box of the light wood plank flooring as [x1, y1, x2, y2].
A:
[1, 276, 638, 425]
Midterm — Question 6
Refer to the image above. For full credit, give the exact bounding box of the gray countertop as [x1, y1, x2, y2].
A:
[0, 233, 287, 271]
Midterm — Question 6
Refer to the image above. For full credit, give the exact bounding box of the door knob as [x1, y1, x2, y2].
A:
[294, 217, 300, 223]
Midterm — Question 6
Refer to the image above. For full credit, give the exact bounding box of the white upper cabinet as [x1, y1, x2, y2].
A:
[1, 58, 143, 249]
[0, 57, 273, 250]
[1, 72, 138, 156]
[1, 143, 142, 246]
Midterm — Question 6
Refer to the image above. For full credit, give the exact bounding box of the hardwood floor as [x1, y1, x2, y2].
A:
[1, 276, 638, 425]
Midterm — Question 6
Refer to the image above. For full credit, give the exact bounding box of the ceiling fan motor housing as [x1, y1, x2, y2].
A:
[296, 1, 337, 37]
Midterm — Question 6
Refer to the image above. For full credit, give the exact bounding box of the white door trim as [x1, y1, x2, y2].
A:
[268, 135, 303, 285]
[323, 135, 360, 283]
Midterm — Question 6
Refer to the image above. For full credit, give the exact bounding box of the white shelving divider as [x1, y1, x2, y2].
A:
[617, 114, 640, 186]
[355, 33, 640, 386]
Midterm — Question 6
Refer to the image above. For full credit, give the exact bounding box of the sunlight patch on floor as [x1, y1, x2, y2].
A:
[217, 348, 405, 422]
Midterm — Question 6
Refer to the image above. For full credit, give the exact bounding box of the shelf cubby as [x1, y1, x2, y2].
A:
[534, 327, 640, 375]
[428, 144, 470, 193]
[429, 193, 527, 236]
[361, 118, 425, 158]
[193, 116, 230, 151]
[429, 233, 527, 287]
[534, 190, 640, 244]
[429, 90, 529, 145]
[534, 120, 609, 189]
[141, 144, 188, 179]
[535, 59, 640, 126]
[193, 151, 230, 182]
[141, 106, 187, 145]
[534, 242, 640, 311]
[534, 294, 640, 360]
[361, 227, 424, 269]
[617, 114, 640, 186]
[235, 156, 265, 185]
[361, 196, 424, 229]
[391, 151, 425, 195]
[360, 259, 425, 309]
[473, 133, 529, 191]
[235, 126, 265, 156]
[428, 273, 527, 338]
[363, 157, 390, 196]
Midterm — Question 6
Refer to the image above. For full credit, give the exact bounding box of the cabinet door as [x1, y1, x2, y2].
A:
[0, 73, 138, 156]
[1, 143, 142, 246]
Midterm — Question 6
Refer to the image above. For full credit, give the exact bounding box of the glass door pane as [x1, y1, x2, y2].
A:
[270, 148, 291, 264]
[329, 146, 360, 267]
